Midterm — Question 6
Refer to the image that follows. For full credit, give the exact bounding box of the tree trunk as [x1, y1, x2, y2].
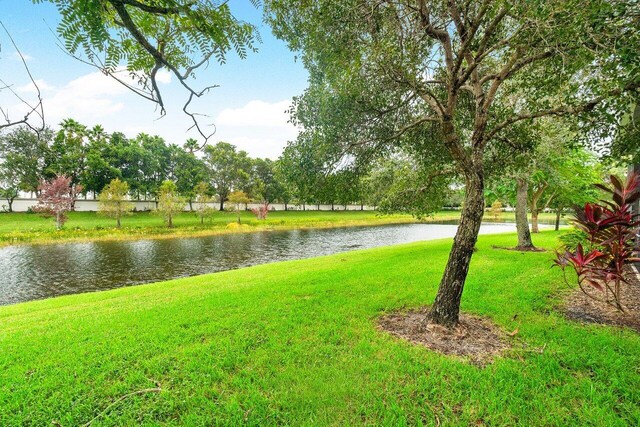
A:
[189, 200, 193, 211]
[284, 202, 288, 210]
[515, 178, 534, 249]
[555, 208, 561, 231]
[7, 199, 13, 213]
[219, 199, 224, 211]
[529, 184, 547, 234]
[168, 215, 173, 228]
[361, 201, 364, 211]
[331, 202, 334, 211]
[201, 214, 204, 225]
[429, 172, 485, 328]
[531, 209, 539, 233]
[116, 216, 121, 229]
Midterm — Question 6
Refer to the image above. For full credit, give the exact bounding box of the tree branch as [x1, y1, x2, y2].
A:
[109, 0, 192, 15]
[486, 80, 640, 141]
[0, 21, 45, 133]
[108, 1, 218, 145]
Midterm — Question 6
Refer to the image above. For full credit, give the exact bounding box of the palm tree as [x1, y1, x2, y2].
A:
[184, 138, 199, 154]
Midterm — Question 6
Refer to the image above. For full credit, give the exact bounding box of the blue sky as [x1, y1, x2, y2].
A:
[0, 1, 309, 158]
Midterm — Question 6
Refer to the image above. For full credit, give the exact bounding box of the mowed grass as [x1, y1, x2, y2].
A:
[1, 231, 638, 426]
[0, 209, 562, 247]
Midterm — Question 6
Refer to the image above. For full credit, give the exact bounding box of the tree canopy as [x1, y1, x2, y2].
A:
[265, 0, 639, 326]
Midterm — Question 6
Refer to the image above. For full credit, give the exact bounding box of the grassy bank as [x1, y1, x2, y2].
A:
[0, 209, 562, 247]
[1, 231, 637, 425]
[0, 210, 419, 247]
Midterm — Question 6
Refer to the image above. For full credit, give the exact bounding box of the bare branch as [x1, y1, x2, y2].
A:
[0, 21, 45, 133]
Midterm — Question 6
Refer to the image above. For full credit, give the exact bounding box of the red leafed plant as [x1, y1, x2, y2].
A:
[35, 175, 83, 230]
[251, 202, 270, 220]
[555, 172, 640, 311]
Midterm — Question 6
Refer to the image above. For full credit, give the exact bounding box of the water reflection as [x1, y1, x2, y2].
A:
[0, 223, 525, 306]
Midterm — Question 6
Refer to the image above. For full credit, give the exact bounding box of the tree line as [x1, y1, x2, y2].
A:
[0, 119, 385, 213]
[0, 116, 613, 222]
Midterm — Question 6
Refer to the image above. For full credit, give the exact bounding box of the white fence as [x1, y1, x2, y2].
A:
[5, 198, 375, 213]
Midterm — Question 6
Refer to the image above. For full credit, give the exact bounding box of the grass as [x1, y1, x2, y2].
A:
[1, 230, 637, 426]
[0, 210, 420, 246]
[0, 209, 562, 247]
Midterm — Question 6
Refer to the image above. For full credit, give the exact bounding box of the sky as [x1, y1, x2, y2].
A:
[0, 1, 309, 159]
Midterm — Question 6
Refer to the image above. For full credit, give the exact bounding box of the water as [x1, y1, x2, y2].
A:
[0, 223, 524, 306]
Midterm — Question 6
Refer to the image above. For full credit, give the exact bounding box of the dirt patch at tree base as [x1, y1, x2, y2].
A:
[378, 308, 510, 365]
[563, 268, 640, 333]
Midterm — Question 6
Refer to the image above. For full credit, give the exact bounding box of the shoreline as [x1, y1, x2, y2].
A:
[0, 210, 564, 249]
[0, 216, 425, 248]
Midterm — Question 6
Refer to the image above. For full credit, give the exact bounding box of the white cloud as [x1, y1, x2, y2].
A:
[111, 67, 172, 85]
[17, 79, 55, 94]
[222, 135, 293, 159]
[216, 99, 293, 128]
[41, 71, 129, 123]
[5, 74, 298, 159]
[155, 70, 172, 84]
[11, 51, 33, 62]
[214, 99, 300, 158]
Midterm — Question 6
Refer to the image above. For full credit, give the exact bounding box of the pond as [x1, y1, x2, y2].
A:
[0, 222, 527, 306]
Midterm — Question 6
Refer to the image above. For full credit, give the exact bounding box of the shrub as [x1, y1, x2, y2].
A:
[554, 173, 640, 311]
[489, 200, 503, 221]
[251, 202, 269, 220]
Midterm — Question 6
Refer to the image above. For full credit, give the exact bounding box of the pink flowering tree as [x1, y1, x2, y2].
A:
[251, 202, 270, 220]
[35, 175, 82, 230]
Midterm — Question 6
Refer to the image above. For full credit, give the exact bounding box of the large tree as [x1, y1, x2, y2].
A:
[0, 126, 51, 195]
[277, 137, 326, 210]
[82, 125, 123, 197]
[45, 119, 87, 188]
[266, 0, 639, 327]
[249, 158, 287, 205]
[204, 142, 251, 211]
[168, 144, 208, 210]
[134, 133, 172, 202]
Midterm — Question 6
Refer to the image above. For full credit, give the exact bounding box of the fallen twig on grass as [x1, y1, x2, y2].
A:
[70, 385, 162, 427]
[82, 387, 162, 426]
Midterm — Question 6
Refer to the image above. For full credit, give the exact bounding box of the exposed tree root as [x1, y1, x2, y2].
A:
[379, 308, 511, 365]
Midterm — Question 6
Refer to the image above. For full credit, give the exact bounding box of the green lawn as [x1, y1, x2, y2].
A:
[1, 230, 637, 426]
[0, 209, 563, 247]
